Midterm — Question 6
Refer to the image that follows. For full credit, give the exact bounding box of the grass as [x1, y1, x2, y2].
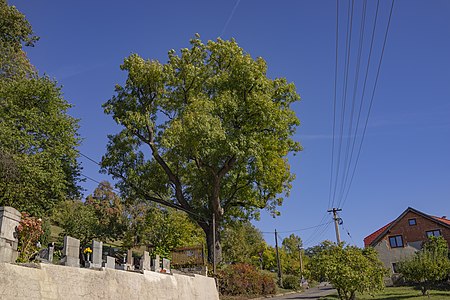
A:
[320, 286, 450, 300]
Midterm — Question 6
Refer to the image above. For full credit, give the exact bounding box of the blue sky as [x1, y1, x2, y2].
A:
[10, 0, 450, 248]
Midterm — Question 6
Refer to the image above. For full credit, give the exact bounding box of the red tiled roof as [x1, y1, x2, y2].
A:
[363, 221, 393, 247]
[432, 216, 450, 226]
[364, 212, 450, 248]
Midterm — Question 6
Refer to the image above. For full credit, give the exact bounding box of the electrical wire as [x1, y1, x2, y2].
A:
[328, 0, 340, 211]
[340, 0, 395, 209]
[332, 0, 355, 209]
[338, 0, 368, 203]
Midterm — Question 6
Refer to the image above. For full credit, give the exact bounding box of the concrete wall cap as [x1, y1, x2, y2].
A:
[0, 207, 21, 220]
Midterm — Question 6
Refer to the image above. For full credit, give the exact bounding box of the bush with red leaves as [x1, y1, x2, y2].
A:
[17, 212, 44, 262]
[217, 263, 276, 296]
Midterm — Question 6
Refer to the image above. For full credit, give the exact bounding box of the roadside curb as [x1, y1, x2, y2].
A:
[251, 290, 299, 299]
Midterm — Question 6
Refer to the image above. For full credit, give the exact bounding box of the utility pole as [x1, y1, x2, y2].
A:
[298, 245, 304, 278]
[328, 208, 342, 244]
[274, 229, 283, 287]
[212, 213, 216, 275]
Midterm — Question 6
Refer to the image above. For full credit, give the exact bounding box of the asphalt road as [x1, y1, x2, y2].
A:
[270, 285, 336, 300]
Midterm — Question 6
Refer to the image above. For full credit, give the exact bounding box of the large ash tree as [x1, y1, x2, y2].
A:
[101, 36, 301, 263]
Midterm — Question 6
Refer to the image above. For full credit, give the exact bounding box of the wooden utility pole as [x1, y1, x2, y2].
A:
[328, 208, 342, 244]
[298, 245, 304, 278]
[274, 229, 283, 287]
[212, 213, 216, 274]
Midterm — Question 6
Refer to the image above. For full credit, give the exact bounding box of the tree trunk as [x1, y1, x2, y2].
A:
[421, 286, 428, 296]
[203, 220, 222, 267]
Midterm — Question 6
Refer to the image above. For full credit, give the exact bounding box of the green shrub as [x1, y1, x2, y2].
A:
[217, 263, 276, 296]
[283, 274, 301, 290]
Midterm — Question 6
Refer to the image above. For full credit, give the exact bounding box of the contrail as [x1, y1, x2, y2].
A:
[220, 0, 242, 37]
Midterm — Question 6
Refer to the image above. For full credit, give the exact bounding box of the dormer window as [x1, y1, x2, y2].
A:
[408, 218, 417, 226]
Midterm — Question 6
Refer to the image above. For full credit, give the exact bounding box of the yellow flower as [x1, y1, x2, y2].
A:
[83, 247, 92, 254]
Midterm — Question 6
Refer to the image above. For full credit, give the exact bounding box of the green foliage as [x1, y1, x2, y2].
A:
[51, 199, 98, 246]
[282, 274, 301, 290]
[217, 263, 276, 296]
[309, 243, 387, 300]
[101, 35, 301, 262]
[279, 234, 305, 276]
[282, 234, 302, 254]
[143, 206, 205, 258]
[0, 0, 38, 78]
[51, 182, 127, 246]
[305, 240, 335, 258]
[16, 212, 44, 262]
[221, 221, 266, 265]
[0, 0, 81, 216]
[122, 200, 205, 258]
[261, 244, 277, 271]
[85, 181, 127, 242]
[398, 236, 450, 296]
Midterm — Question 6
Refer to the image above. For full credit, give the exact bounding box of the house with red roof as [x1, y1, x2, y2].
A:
[364, 207, 450, 274]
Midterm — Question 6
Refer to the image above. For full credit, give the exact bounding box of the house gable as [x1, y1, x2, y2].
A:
[365, 207, 450, 248]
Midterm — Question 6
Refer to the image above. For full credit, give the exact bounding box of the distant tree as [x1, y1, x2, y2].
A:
[282, 234, 302, 254]
[399, 236, 450, 296]
[0, 0, 81, 216]
[52, 182, 126, 246]
[143, 206, 205, 258]
[85, 181, 126, 242]
[309, 243, 387, 300]
[304, 240, 334, 258]
[101, 35, 301, 263]
[121, 200, 205, 258]
[280, 234, 304, 276]
[51, 199, 97, 246]
[261, 244, 277, 272]
[221, 221, 266, 265]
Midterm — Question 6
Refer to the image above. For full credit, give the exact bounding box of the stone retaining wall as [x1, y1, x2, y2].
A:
[0, 263, 219, 300]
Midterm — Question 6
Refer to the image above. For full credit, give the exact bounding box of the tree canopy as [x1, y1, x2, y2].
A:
[399, 236, 450, 296]
[0, 0, 81, 216]
[221, 221, 265, 265]
[309, 243, 387, 300]
[101, 35, 301, 262]
[51, 181, 126, 246]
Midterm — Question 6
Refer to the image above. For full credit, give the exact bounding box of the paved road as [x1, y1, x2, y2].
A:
[270, 285, 336, 300]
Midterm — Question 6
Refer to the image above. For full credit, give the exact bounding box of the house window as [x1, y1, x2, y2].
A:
[426, 230, 441, 238]
[389, 235, 404, 248]
[408, 218, 416, 226]
[392, 262, 400, 273]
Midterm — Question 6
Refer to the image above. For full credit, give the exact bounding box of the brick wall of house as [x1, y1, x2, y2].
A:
[374, 210, 450, 276]
[379, 210, 450, 249]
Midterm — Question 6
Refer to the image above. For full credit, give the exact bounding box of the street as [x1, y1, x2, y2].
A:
[271, 285, 336, 300]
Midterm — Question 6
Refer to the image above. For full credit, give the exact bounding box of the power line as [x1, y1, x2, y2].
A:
[278, 221, 333, 234]
[340, 0, 395, 209]
[336, 0, 380, 208]
[332, 0, 355, 209]
[338, 0, 368, 203]
[261, 221, 333, 235]
[303, 221, 333, 247]
[328, 0, 340, 210]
